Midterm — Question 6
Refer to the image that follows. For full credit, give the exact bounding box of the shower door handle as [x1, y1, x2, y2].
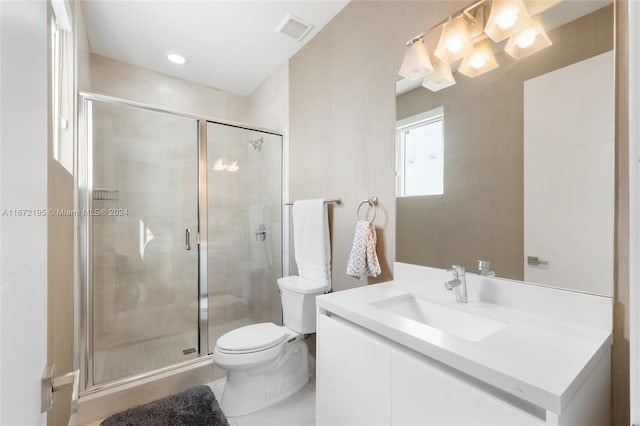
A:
[185, 228, 191, 251]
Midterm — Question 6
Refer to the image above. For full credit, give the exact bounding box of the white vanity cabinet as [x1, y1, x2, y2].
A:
[317, 313, 541, 426]
[316, 264, 613, 426]
[316, 312, 392, 426]
[317, 311, 610, 426]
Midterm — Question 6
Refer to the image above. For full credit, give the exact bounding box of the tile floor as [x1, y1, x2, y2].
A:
[208, 377, 316, 426]
[85, 374, 316, 426]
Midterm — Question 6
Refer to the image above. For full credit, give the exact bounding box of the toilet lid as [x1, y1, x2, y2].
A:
[216, 323, 287, 352]
[277, 276, 330, 295]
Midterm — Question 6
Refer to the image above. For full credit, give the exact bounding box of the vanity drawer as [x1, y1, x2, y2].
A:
[391, 348, 542, 425]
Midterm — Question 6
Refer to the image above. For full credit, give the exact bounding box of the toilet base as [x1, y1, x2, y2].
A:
[220, 339, 309, 417]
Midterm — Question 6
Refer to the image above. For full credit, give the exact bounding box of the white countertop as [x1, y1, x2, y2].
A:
[316, 263, 612, 414]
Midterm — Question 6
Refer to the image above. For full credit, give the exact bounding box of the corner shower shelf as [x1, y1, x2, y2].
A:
[93, 188, 119, 201]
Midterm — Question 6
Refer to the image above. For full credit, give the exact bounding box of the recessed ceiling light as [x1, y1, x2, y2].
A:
[167, 53, 186, 64]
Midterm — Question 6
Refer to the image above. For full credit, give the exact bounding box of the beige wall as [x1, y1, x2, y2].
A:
[395, 6, 613, 280]
[89, 54, 248, 122]
[289, 0, 466, 292]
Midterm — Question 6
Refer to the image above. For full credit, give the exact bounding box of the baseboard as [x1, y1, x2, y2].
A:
[78, 358, 214, 425]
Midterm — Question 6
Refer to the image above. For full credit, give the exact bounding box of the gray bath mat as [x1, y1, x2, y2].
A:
[100, 385, 229, 426]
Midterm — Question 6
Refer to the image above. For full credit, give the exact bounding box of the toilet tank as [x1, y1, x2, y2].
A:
[277, 276, 329, 334]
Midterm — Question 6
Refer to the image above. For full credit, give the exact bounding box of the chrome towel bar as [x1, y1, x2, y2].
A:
[285, 197, 342, 206]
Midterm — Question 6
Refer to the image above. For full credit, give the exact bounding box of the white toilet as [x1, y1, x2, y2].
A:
[213, 275, 329, 417]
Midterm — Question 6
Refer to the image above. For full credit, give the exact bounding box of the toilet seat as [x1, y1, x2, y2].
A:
[216, 323, 288, 354]
[214, 323, 297, 370]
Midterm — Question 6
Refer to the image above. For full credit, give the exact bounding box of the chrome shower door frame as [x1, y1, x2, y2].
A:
[197, 120, 209, 356]
[76, 92, 283, 393]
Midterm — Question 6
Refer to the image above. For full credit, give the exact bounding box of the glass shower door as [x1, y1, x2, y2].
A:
[206, 122, 283, 366]
[90, 100, 199, 385]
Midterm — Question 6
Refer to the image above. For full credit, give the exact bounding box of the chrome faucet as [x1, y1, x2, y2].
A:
[477, 260, 495, 277]
[444, 265, 468, 303]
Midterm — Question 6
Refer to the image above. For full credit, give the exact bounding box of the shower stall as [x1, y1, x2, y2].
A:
[78, 93, 283, 390]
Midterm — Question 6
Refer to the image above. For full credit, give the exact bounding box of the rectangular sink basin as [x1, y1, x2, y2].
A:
[371, 294, 506, 341]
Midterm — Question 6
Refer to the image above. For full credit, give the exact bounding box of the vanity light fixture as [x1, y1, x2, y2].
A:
[484, 0, 533, 42]
[434, 15, 474, 64]
[505, 15, 552, 59]
[167, 53, 187, 65]
[398, 0, 556, 90]
[399, 38, 434, 81]
[458, 38, 499, 77]
[422, 61, 456, 92]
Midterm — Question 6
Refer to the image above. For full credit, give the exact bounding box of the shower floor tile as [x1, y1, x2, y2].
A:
[93, 332, 199, 384]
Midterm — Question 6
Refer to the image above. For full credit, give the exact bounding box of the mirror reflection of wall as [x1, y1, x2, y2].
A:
[395, 4, 614, 295]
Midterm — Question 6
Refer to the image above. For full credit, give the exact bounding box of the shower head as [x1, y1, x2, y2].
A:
[247, 137, 264, 151]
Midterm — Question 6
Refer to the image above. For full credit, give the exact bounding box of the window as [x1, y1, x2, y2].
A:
[51, 1, 74, 173]
[396, 107, 444, 197]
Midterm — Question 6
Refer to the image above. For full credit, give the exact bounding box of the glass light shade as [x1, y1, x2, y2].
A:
[398, 39, 434, 81]
[422, 61, 456, 92]
[484, 0, 534, 42]
[505, 15, 552, 59]
[458, 39, 499, 78]
[434, 16, 473, 64]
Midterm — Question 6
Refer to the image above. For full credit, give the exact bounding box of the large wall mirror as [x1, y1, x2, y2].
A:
[395, 1, 614, 296]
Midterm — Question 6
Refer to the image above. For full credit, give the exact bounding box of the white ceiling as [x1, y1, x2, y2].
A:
[82, 1, 349, 96]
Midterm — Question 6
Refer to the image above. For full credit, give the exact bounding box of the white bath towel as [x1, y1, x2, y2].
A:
[292, 199, 331, 290]
[346, 220, 381, 278]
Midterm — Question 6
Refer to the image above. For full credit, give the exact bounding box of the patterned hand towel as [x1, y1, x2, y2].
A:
[346, 220, 381, 278]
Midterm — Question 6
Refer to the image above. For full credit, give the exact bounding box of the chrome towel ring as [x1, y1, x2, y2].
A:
[357, 196, 379, 223]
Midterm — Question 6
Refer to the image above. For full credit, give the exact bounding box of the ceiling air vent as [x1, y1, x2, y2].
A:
[275, 14, 314, 41]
